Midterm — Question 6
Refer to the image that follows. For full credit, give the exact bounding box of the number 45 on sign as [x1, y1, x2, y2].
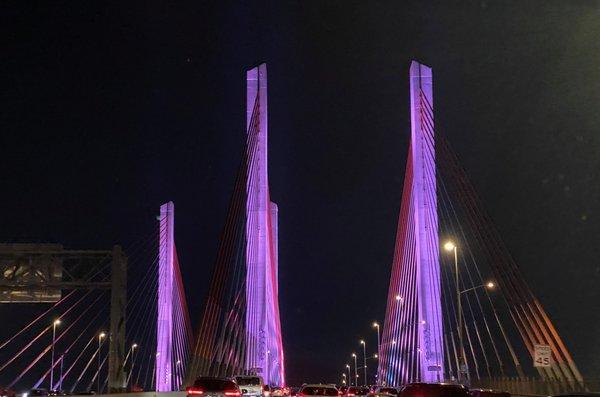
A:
[534, 344, 552, 367]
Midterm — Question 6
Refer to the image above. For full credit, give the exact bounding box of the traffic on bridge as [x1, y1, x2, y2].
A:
[2, 3, 598, 397]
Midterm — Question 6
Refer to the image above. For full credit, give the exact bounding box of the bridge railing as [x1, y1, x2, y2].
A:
[471, 377, 600, 396]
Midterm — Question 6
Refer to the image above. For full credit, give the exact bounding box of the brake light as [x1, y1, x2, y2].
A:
[348, 394, 356, 396]
[187, 388, 204, 395]
[225, 392, 241, 397]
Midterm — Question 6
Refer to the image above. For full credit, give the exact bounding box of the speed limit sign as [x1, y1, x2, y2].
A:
[534, 344, 552, 367]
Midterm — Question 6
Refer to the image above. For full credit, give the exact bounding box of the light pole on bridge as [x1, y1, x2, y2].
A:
[50, 319, 61, 391]
[98, 331, 106, 393]
[351, 353, 358, 387]
[345, 364, 352, 386]
[444, 240, 496, 383]
[359, 340, 367, 386]
[444, 241, 464, 383]
[372, 322, 380, 384]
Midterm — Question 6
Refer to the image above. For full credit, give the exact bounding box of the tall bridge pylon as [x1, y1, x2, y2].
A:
[378, 61, 444, 386]
[187, 63, 284, 386]
[156, 202, 193, 391]
[245, 64, 285, 386]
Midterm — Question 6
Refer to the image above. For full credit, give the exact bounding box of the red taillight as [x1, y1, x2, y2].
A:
[348, 394, 356, 397]
[187, 388, 204, 395]
[225, 392, 241, 397]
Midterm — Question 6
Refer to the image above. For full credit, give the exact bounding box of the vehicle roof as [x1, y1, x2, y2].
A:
[302, 384, 338, 388]
[403, 383, 466, 388]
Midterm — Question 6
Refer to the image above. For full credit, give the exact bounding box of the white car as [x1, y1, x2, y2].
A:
[299, 385, 339, 397]
[234, 376, 264, 397]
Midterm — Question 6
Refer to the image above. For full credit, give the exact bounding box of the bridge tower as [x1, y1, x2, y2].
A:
[245, 63, 285, 386]
[379, 61, 444, 385]
[156, 201, 175, 391]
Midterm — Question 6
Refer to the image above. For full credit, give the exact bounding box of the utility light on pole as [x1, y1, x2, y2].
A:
[372, 322, 380, 363]
[98, 332, 106, 394]
[345, 364, 352, 386]
[359, 340, 367, 386]
[50, 319, 61, 391]
[351, 353, 358, 386]
[444, 240, 465, 382]
[128, 343, 138, 388]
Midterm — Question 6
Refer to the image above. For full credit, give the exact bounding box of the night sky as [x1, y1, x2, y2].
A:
[3, 1, 600, 386]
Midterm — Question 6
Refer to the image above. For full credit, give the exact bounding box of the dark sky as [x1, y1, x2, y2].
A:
[3, 0, 600, 386]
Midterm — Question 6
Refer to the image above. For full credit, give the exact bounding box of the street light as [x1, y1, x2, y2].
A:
[128, 343, 138, 387]
[98, 332, 106, 394]
[351, 353, 358, 386]
[50, 319, 61, 391]
[460, 281, 496, 295]
[345, 364, 351, 386]
[359, 340, 367, 386]
[372, 322, 380, 369]
[444, 240, 465, 382]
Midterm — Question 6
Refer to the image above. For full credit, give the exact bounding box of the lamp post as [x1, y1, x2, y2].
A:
[341, 373, 347, 386]
[128, 343, 138, 388]
[351, 353, 358, 386]
[98, 332, 106, 393]
[345, 364, 352, 386]
[372, 322, 380, 384]
[444, 241, 464, 383]
[50, 319, 61, 391]
[359, 341, 367, 386]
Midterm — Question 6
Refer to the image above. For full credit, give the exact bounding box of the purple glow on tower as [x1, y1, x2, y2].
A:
[379, 61, 443, 385]
[409, 61, 443, 381]
[245, 64, 285, 386]
[157, 201, 174, 391]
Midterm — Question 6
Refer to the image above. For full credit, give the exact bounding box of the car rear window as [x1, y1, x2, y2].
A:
[379, 389, 398, 394]
[401, 385, 468, 397]
[349, 387, 370, 395]
[236, 377, 261, 386]
[302, 387, 339, 396]
[194, 378, 238, 391]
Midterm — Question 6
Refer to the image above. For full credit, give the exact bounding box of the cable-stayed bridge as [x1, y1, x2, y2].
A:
[376, 61, 586, 395]
[0, 61, 591, 396]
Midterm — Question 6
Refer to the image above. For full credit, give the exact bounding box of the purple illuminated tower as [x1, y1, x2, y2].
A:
[379, 61, 443, 385]
[157, 201, 175, 391]
[245, 64, 285, 386]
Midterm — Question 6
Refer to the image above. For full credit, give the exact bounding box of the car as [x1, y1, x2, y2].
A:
[234, 376, 264, 397]
[368, 387, 398, 397]
[469, 389, 510, 397]
[272, 388, 285, 397]
[187, 377, 242, 397]
[299, 385, 340, 397]
[400, 383, 469, 397]
[346, 387, 371, 397]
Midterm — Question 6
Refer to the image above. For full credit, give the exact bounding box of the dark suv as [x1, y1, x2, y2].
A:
[187, 377, 242, 397]
[400, 383, 469, 397]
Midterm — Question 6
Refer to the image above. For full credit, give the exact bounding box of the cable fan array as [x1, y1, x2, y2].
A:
[379, 79, 583, 393]
[186, 89, 263, 382]
[0, 225, 191, 393]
